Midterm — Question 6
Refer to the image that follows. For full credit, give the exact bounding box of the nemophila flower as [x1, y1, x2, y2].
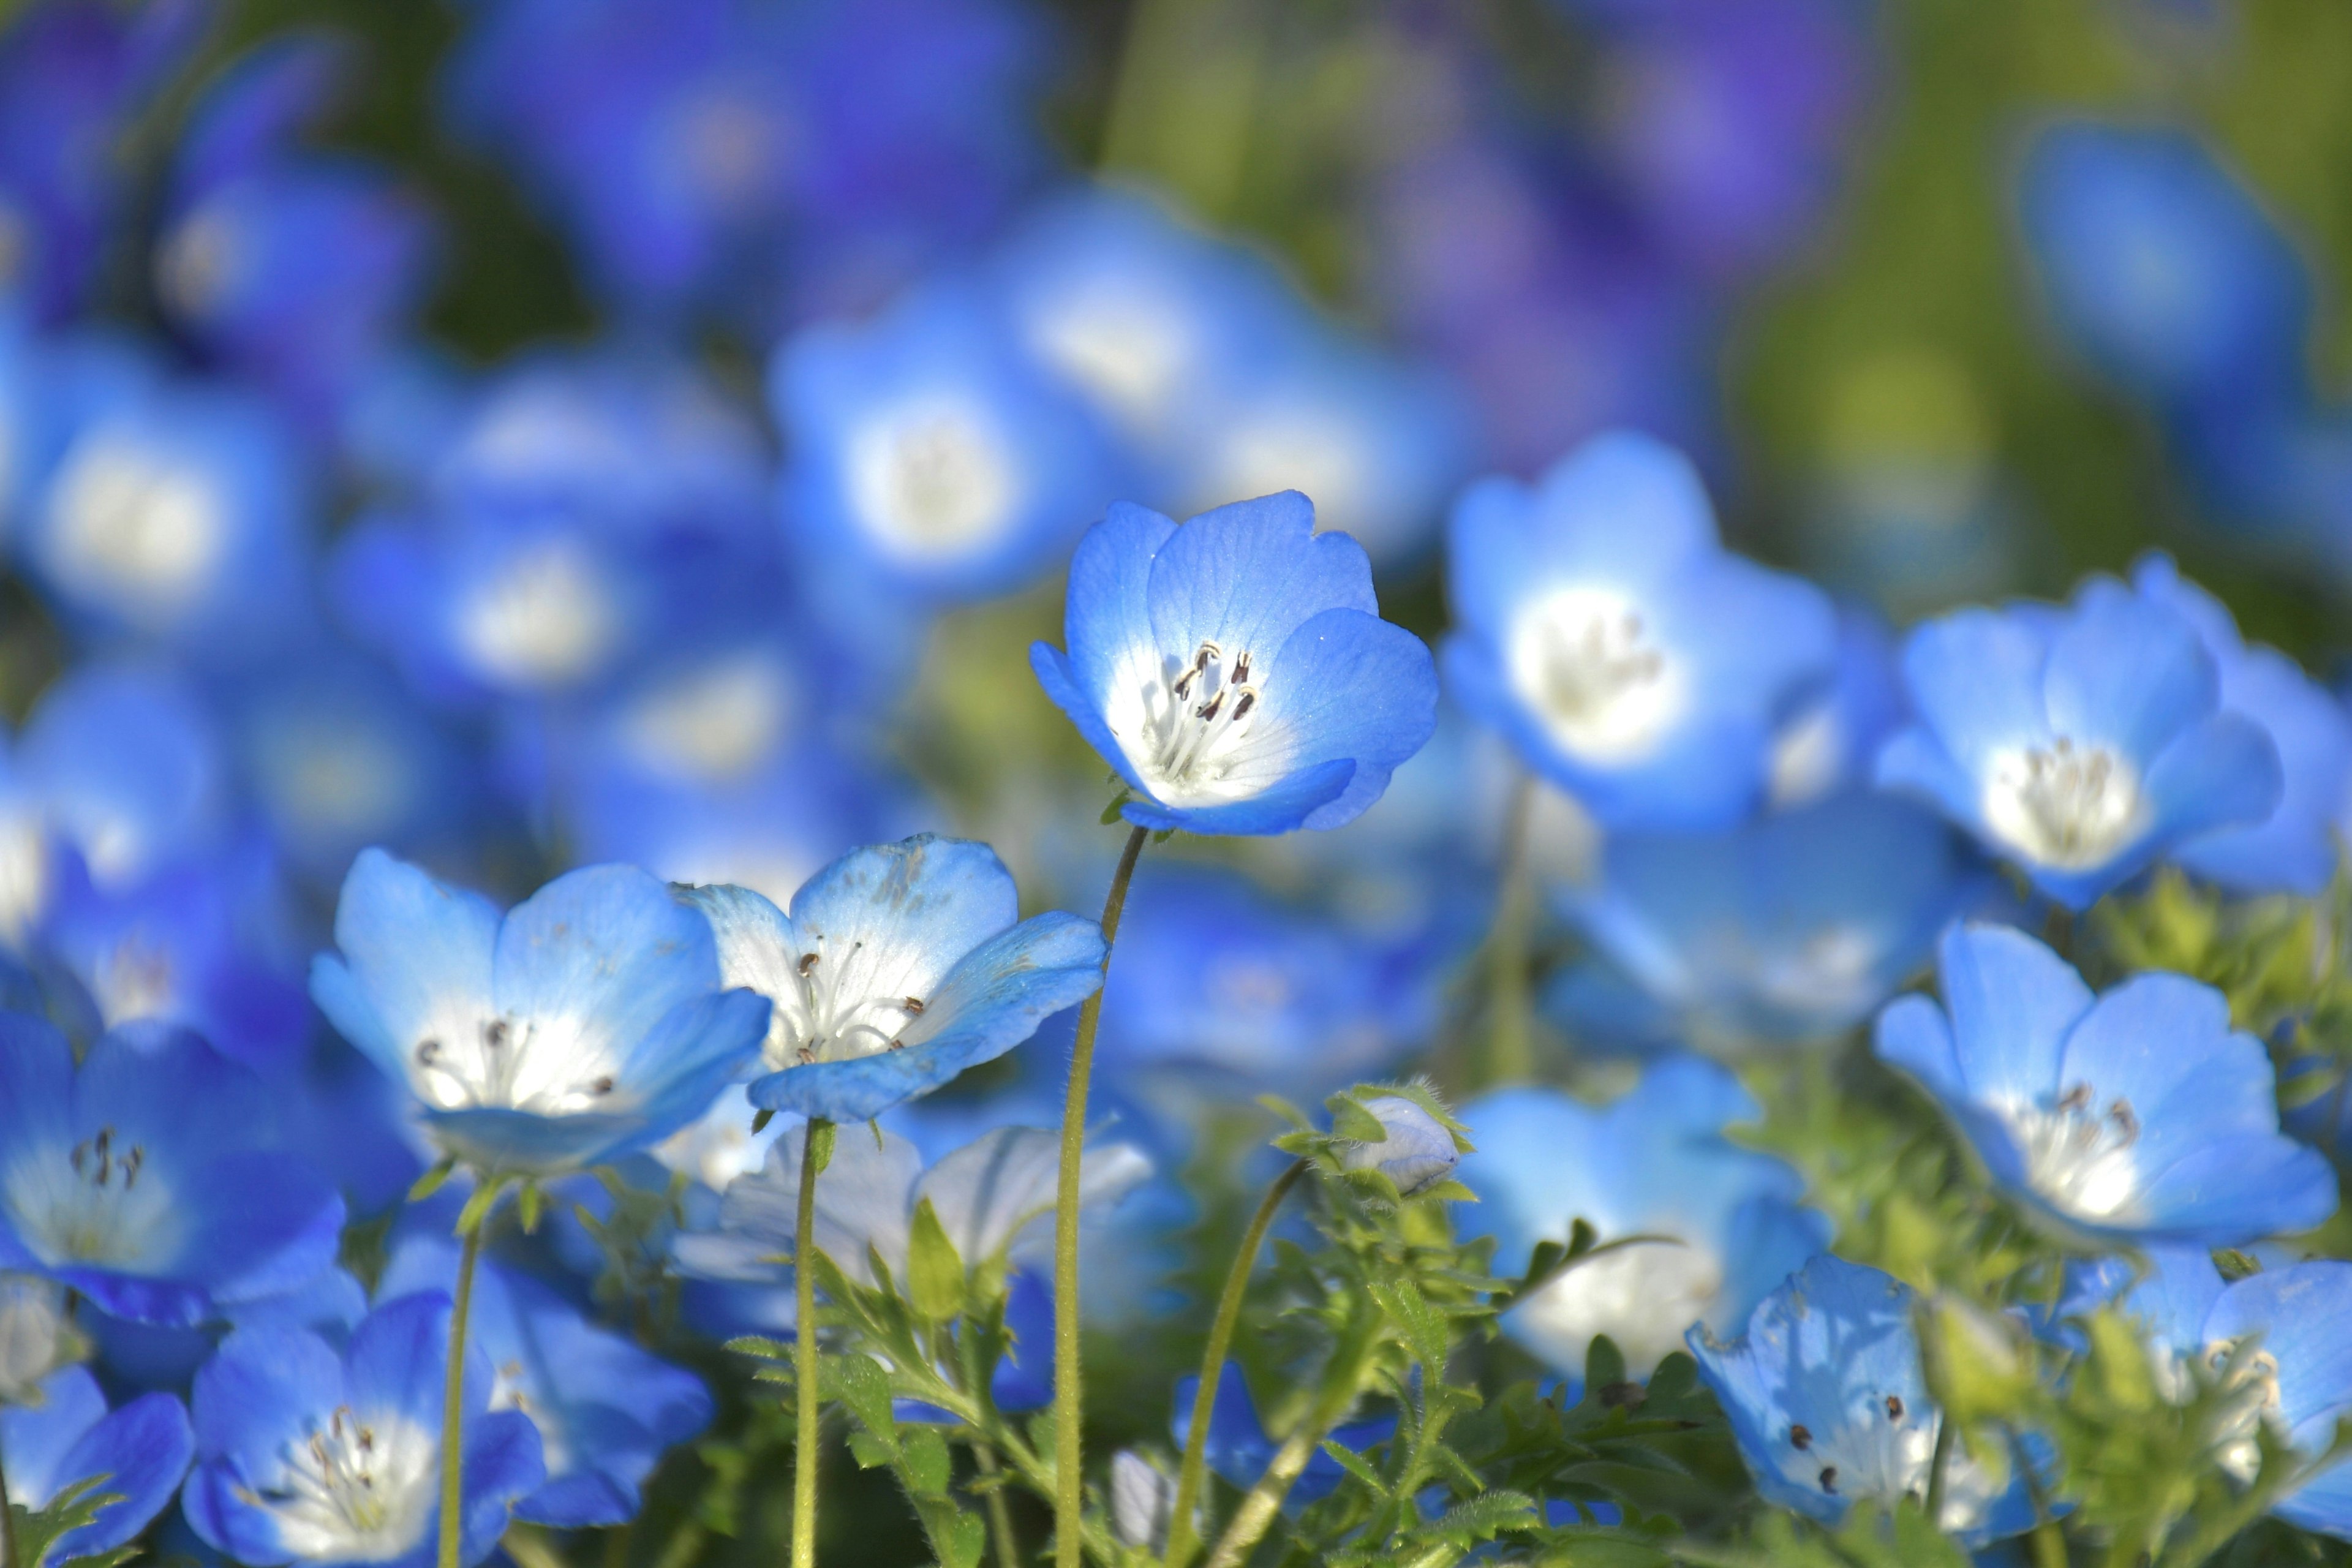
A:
[2019, 123, 2310, 410]
[309, 848, 772, 1176]
[1338, 1094, 1460, 1197]
[2126, 556, 2352, 894]
[1457, 1057, 1831, 1381]
[684, 835, 1106, 1123]
[0, 1014, 345, 1327]
[1544, 791, 1993, 1054]
[1031, 491, 1439, 835]
[1172, 1363, 1393, 1505]
[379, 1233, 710, 1528]
[1875, 581, 2283, 908]
[1764, 603, 1908, 810]
[1, 1365, 192, 1556]
[1443, 431, 1838, 829]
[0, 1271, 81, 1401]
[183, 1292, 545, 1568]
[772, 279, 1120, 605]
[1874, 922, 2335, 1248]
[1689, 1255, 2037, 1545]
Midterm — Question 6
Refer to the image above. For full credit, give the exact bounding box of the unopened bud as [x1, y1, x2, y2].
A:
[1340, 1095, 1459, 1197]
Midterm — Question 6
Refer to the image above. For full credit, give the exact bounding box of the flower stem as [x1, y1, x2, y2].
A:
[439, 1208, 489, 1568]
[1052, 823, 1150, 1568]
[1163, 1158, 1308, 1568]
[1923, 1411, 1955, 1531]
[2, 1427, 19, 1568]
[1199, 1321, 1376, 1568]
[1482, 772, 1537, 1088]
[794, 1119, 833, 1568]
[973, 1441, 1021, 1568]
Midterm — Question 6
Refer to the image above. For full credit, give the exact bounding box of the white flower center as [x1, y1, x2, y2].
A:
[455, 539, 621, 690]
[1025, 292, 1192, 437]
[45, 432, 230, 628]
[3, 1128, 179, 1271]
[248, 1406, 436, 1564]
[619, 654, 794, 783]
[1512, 1238, 1724, 1379]
[1774, 1387, 2003, 1535]
[846, 402, 1019, 558]
[0, 807, 48, 949]
[255, 718, 415, 846]
[157, 204, 243, 319]
[2201, 1339, 2285, 1483]
[676, 91, 778, 202]
[761, 933, 928, 1068]
[1768, 705, 1846, 807]
[1981, 739, 2145, 870]
[1506, 588, 1684, 764]
[489, 1357, 573, 1476]
[90, 931, 179, 1027]
[2002, 1082, 2144, 1226]
[1751, 925, 1885, 1019]
[1106, 639, 1268, 806]
[407, 1014, 630, 1118]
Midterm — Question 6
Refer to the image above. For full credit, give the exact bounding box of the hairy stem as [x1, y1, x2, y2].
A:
[1163, 1159, 1308, 1568]
[974, 1442, 1022, 1568]
[794, 1120, 833, 1568]
[1200, 1323, 1376, 1568]
[1482, 772, 1536, 1088]
[1052, 824, 1150, 1568]
[439, 1212, 489, 1568]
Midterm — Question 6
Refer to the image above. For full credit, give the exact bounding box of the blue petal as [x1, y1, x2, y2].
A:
[2042, 587, 2218, 760]
[2139, 711, 2283, 845]
[2173, 644, 2352, 894]
[788, 836, 1022, 1004]
[1144, 491, 1378, 677]
[1648, 554, 1838, 727]
[0, 1365, 107, 1502]
[494, 863, 723, 1069]
[459, 1409, 546, 1564]
[1934, 923, 2092, 1102]
[1030, 641, 1151, 797]
[1118, 758, 1355, 836]
[348, 1291, 469, 1437]
[2054, 974, 2245, 1140]
[1251, 608, 1437, 831]
[311, 846, 500, 1084]
[2204, 1263, 2352, 1441]
[2130, 1137, 2337, 1245]
[1872, 994, 1966, 1103]
[184, 1324, 345, 1563]
[1899, 609, 2054, 777]
[1873, 725, 1993, 839]
[1058, 500, 1182, 710]
[45, 1390, 193, 1557]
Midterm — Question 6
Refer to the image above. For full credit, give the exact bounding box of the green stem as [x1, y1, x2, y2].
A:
[794, 1120, 832, 1568]
[1052, 824, 1150, 1568]
[1482, 772, 1536, 1088]
[439, 1213, 489, 1568]
[973, 1442, 1022, 1568]
[1163, 1159, 1308, 1568]
[1199, 1322, 1376, 1568]
[1923, 1411, 1954, 1532]
[1, 1428, 18, 1568]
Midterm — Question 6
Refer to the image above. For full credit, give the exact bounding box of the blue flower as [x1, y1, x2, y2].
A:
[378, 1234, 710, 1528]
[685, 835, 1106, 1123]
[1689, 1255, 2038, 1545]
[1874, 922, 2335, 1248]
[772, 278, 1122, 605]
[1, 1365, 192, 1558]
[2128, 556, 2352, 894]
[1875, 581, 2283, 908]
[1457, 1057, 1831, 1381]
[1544, 791, 1995, 1053]
[309, 848, 773, 1176]
[0, 1272, 80, 1401]
[182, 1291, 545, 1568]
[0, 1015, 345, 1327]
[1031, 491, 1439, 835]
[1171, 1362, 1393, 1506]
[1443, 431, 1838, 829]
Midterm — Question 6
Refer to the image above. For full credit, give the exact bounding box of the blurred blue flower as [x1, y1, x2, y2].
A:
[182, 1291, 545, 1568]
[1875, 922, 2335, 1248]
[0, 1271, 79, 1401]
[1444, 431, 1837, 829]
[1033, 491, 1439, 835]
[2126, 555, 2352, 894]
[1764, 602, 1909, 810]
[1876, 581, 2282, 908]
[2019, 122, 2311, 411]
[1689, 1254, 2038, 1545]
[0, 1014, 346, 1326]
[688, 837, 1104, 1124]
[772, 279, 1120, 605]
[310, 848, 772, 1175]
[1457, 1057, 1830, 1381]
[1, 1364, 192, 1556]
[379, 1232, 710, 1528]
[1171, 1362, 1393, 1505]
[1545, 790, 1994, 1053]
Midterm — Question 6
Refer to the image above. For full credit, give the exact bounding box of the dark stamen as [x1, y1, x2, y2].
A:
[1885, 1395, 1904, 1420]
[1790, 1425, 1811, 1450]
[1819, 1467, 1838, 1494]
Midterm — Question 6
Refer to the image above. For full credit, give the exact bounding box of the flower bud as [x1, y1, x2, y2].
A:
[1340, 1095, 1458, 1197]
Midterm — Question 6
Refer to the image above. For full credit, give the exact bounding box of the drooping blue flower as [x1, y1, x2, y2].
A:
[1875, 581, 2283, 908]
[181, 1291, 545, 1568]
[1443, 431, 1838, 829]
[1, 1364, 192, 1557]
[1171, 1362, 1393, 1506]
[2127, 555, 2352, 894]
[0, 1015, 346, 1327]
[685, 835, 1106, 1123]
[1689, 1255, 2038, 1545]
[1544, 790, 1994, 1053]
[309, 848, 772, 1175]
[1457, 1057, 1831, 1381]
[1874, 922, 2335, 1249]
[378, 1233, 710, 1528]
[1032, 491, 1439, 835]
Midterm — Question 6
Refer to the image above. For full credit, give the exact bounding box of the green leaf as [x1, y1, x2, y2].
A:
[827, 1352, 898, 1446]
[407, 1158, 458, 1203]
[1099, 791, 1130, 824]
[846, 1430, 896, 1471]
[455, 1172, 509, 1236]
[13, 1474, 127, 1568]
[807, 1118, 838, 1177]
[1319, 1436, 1390, 1496]
[1370, 1276, 1450, 1373]
[517, 1181, 544, 1234]
[900, 1427, 952, 1497]
[1329, 1095, 1390, 1145]
[751, 1108, 775, 1135]
[1431, 1488, 1537, 1539]
[905, 1196, 967, 1321]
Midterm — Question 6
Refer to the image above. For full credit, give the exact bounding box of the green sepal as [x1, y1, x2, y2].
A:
[905, 1196, 967, 1322]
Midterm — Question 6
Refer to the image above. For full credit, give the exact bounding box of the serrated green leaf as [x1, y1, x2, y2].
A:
[724, 1335, 792, 1362]
[1319, 1436, 1390, 1496]
[827, 1352, 897, 1445]
[1431, 1488, 1536, 1539]
[13, 1474, 127, 1568]
[900, 1427, 952, 1497]
[905, 1196, 966, 1321]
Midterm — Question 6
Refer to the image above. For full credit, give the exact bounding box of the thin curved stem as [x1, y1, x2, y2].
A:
[2, 1428, 19, 1568]
[1163, 1159, 1308, 1568]
[1053, 824, 1150, 1568]
[1923, 1411, 1955, 1531]
[1199, 1325, 1376, 1568]
[794, 1120, 832, 1568]
[439, 1214, 489, 1568]
[1483, 771, 1536, 1088]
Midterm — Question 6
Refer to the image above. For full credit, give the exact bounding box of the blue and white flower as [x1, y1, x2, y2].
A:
[1443, 431, 1838, 829]
[1874, 922, 2335, 1248]
[685, 835, 1106, 1123]
[309, 848, 773, 1176]
[0, 1014, 346, 1327]
[1457, 1057, 1831, 1381]
[1875, 582, 2283, 908]
[182, 1292, 545, 1568]
[1, 1364, 192, 1558]
[1031, 491, 1439, 835]
[1689, 1255, 2038, 1545]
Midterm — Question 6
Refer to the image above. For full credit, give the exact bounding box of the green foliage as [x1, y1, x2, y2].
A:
[9, 1475, 136, 1568]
